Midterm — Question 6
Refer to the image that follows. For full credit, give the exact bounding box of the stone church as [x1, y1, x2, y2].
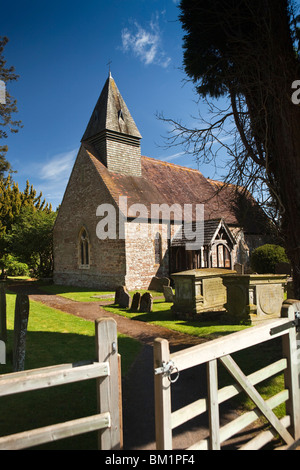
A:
[53, 74, 270, 290]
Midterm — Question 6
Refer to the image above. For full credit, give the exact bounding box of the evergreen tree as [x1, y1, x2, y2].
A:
[171, 0, 300, 296]
[7, 207, 56, 277]
[0, 36, 22, 177]
[0, 176, 54, 277]
[0, 176, 52, 236]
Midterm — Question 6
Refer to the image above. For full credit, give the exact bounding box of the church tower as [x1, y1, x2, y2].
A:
[81, 74, 142, 177]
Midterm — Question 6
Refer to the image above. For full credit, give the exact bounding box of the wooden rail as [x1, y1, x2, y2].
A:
[154, 300, 300, 451]
[0, 318, 122, 450]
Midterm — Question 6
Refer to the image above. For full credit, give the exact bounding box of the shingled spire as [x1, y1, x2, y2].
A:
[81, 74, 142, 177]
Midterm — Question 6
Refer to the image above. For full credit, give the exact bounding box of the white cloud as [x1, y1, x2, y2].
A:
[121, 15, 171, 68]
[36, 148, 78, 208]
[160, 152, 185, 162]
[39, 149, 77, 181]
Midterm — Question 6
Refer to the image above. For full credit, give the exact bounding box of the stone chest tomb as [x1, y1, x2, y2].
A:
[222, 274, 288, 323]
[171, 268, 236, 317]
[172, 270, 288, 323]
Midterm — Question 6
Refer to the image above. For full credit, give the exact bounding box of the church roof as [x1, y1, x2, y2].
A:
[81, 74, 142, 142]
[84, 143, 269, 234]
[171, 219, 236, 247]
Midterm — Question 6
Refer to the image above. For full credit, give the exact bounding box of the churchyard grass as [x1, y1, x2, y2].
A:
[0, 291, 142, 450]
[105, 297, 247, 339]
[39, 283, 116, 302]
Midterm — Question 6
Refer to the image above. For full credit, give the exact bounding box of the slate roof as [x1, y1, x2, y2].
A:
[81, 75, 142, 142]
[84, 143, 269, 234]
[171, 219, 236, 248]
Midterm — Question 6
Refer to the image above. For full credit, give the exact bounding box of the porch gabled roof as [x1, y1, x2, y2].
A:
[171, 218, 236, 248]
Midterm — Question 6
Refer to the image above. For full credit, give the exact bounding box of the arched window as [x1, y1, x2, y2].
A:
[79, 228, 90, 267]
[154, 233, 162, 265]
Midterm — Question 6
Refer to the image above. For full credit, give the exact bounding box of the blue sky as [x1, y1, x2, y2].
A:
[2, 0, 299, 209]
[2, 0, 221, 209]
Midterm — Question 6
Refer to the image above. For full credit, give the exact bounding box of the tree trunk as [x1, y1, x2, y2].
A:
[276, 106, 300, 299]
[237, 1, 300, 298]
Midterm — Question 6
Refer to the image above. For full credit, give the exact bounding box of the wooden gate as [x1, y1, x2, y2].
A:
[154, 300, 300, 450]
[0, 318, 122, 450]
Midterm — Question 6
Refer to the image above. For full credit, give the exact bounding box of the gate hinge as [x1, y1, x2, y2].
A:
[270, 312, 300, 336]
[154, 360, 180, 383]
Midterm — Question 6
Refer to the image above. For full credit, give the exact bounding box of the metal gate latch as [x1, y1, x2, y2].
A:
[154, 360, 180, 383]
[270, 311, 300, 336]
[295, 312, 300, 331]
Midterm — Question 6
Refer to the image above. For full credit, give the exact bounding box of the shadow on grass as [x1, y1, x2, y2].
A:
[2, 328, 140, 377]
[105, 303, 249, 340]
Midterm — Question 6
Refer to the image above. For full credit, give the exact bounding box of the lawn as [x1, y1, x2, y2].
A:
[104, 299, 247, 339]
[0, 291, 142, 450]
[39, 283, 116, 302]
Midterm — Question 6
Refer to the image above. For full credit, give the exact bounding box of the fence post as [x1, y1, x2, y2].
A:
[0, 283, 7, 343]
[95, 318, 121, 450]
[13, 294, 29, 372]
[281, 299, 300, 441]
[207, 359, 221, 450]
[154, 338, 172, 450]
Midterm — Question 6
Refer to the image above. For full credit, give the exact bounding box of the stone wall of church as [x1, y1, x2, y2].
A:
[124, 222, 171, 290]
[53, 146, 127, 289]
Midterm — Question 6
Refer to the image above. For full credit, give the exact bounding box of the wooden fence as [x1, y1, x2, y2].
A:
[0, 286, 30, 370]
[154, 299, 300, 451]
[0, 318, 122, 450]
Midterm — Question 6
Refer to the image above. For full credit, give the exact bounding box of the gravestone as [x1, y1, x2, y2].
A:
[13, 294, 30, 372]
[118, 286, 131, 309]
[115, 286, 124, 304]
[139, 292, 153, 312]
[131, 292, 141, 311]
[163, 285, 174, 302]
[234, 263, 245, 275]
[149, 276, 170, 292]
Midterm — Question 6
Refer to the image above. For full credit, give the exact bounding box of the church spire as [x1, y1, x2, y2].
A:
[81, 75, 142, 177]
[81, 75, 142, 143]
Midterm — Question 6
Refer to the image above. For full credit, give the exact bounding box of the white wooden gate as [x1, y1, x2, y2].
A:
[154, 300, 300, 450]
[0, 318, 122, 450]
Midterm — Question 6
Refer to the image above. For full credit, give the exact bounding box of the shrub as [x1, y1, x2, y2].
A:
[250, 244, 289, 274]
[0, 254, 30, 277]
